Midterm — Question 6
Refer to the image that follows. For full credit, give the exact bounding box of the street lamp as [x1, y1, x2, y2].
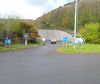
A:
[74, 0, 78, 38]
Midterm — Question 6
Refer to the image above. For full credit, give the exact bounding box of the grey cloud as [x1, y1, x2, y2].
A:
[24, 0, 57, 12]
[25, 0, 74, 6]
[53, 0, 57, 2]
[24, 0, 74, 13]
[25, 0, 48, 6]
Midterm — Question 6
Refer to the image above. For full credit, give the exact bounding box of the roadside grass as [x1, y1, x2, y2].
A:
[57, 43, 100, 54]
[0, 39, 45, 51]
[0, 44, 38, 51]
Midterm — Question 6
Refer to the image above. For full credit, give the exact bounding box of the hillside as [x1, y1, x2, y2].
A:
[34, 0, 100, 33]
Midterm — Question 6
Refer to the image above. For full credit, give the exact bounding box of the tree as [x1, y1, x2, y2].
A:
[0, 15, 20, 42]
[20, 20, 39, 40]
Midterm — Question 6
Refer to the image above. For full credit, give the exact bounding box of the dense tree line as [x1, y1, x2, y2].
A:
[0, 16, 39, 45]
[35, 0, 100, 44]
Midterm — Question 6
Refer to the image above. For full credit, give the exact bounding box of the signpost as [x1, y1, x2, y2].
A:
[63, 37, 70, 46]
[23, 33, 29, 45]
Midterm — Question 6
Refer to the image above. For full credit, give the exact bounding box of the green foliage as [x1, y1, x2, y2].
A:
[13, 37, 24, 44]
[79, 23, 100, 44]
[20, 20, 33, 33]
[20, 20, 40, 40]
[0, 19, 21, 41]
[35, 0, 100, 33]
[0, 18, 39, 44]
[35, 4, 74, 31]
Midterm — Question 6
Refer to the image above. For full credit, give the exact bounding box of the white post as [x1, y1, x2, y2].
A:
[25, 38, 28, 45]
[74, 0, 78, 38]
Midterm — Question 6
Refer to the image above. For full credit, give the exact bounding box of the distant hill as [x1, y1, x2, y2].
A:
[34, 0, 100, 33]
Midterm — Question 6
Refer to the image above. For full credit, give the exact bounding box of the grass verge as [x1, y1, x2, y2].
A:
[57, 43, 100, 54]
[0, 44, 38, 51]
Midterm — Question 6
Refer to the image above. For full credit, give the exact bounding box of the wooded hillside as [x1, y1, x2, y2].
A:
[34, 0, 100, 44]
[35, 0, 100, 31]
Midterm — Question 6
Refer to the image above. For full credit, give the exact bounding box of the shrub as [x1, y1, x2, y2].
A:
[79, 23, 100, 44]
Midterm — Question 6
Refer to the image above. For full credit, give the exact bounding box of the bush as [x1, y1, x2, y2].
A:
[29, 38, 44, 45]
[13, 37, 24, 44]
[79, 23, 100, 44]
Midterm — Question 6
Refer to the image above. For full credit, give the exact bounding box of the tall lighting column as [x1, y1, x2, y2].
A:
[74, 0, 78, 38]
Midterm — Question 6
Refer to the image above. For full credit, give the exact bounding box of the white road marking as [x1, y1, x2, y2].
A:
[14, 52, 24, 55]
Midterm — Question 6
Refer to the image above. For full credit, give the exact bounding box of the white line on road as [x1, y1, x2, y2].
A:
[14, 52, 24, 55]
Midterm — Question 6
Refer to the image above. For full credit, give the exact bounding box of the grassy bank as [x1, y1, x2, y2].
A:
[0, 44, 38, 51]
[57, 43, 100, 54]
[0, 39, 45, 51]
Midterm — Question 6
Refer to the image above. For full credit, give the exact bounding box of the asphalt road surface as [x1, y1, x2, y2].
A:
[0, 44, 100, 84]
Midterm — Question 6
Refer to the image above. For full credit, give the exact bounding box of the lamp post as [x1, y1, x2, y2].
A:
[74, 0, 78, 38]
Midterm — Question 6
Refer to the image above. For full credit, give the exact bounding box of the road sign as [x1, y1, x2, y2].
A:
[63, 37, 70, 43]
[23, 33, 29, 39]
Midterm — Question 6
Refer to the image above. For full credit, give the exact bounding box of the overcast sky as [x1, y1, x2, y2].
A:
[0, 0, 74, 20]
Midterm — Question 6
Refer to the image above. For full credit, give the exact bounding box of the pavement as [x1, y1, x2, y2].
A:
[0, 43, 100, 84]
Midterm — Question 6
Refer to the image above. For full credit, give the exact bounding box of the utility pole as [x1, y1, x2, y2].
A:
[74, 0, 78, 38]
